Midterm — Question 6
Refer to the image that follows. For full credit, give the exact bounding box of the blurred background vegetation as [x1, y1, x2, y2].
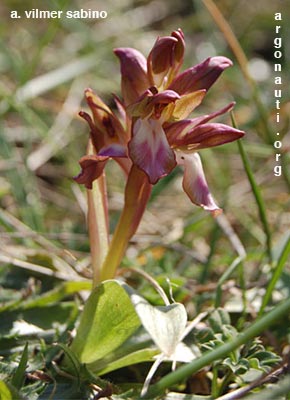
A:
[0, 0, 289, 397]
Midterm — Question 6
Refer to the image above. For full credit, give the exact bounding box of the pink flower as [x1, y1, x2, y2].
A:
[114, 29, 244, 214]
[75, 29, 245, 215]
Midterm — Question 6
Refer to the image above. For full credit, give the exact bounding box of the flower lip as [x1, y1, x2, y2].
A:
[129, 118, 176, 184]
[176, 152, 222, 216]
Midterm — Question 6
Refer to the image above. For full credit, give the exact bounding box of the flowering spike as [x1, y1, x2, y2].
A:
[75, 29, 246, 282]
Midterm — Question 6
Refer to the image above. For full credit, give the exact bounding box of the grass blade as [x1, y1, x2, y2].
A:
[11, 343, 28, 390]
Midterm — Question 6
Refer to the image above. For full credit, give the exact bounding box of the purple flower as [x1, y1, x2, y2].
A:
[114, 29, 244, 214]
[76, 29, 245, 215]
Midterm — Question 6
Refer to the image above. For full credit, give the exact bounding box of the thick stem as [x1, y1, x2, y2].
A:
[100, 166, 152, 282]
[86, 140, 109, 287]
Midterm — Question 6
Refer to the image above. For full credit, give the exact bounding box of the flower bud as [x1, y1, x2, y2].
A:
[147, 29, 185, 90]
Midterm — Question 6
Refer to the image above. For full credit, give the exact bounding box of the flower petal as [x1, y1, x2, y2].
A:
[84, 88, 112, 132]
[129, 118, 176, 184]
[147, 36, 178, 87]
[98, 143, 128, 158]
[114, 47, 150, 105]
[170, 89, 206, 120]
[83, 88, 130, 150]
[74, 155, 108, 189]
[168, 56, 233, 95]
[165, 119, 199, 146]
[169, 122, 245, 150]
[176, 152, 222, 216]
[165, 102, 239, 147]
[150, 89, 181, 105]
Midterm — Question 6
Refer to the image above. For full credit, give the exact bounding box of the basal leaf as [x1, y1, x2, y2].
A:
[70, 280, 141, 364]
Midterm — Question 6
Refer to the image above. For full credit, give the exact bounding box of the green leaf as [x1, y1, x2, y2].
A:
[11, 343, 28, 389]
[208, 308, 231, 333]
[90, 348, 159, 375]
[0, 380, 25, 400]
[70, 280, 141, 364]
[242, 368, 263, 383]
[130, 293, 187, 357]
[0, 380, 12, 400]
[249, 350, 281, 367]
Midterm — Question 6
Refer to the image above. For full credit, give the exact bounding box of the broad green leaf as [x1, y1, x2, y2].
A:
[70, 280, 141, 364]
[130, 293, 187, 357]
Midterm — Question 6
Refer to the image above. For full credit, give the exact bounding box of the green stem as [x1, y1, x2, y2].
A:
[88, 174, 109, 287]
[211, 366, 219, 398]
[143, 297, 290, 398]
[100, 166, 152, 282]
[86, 140, 109, 287]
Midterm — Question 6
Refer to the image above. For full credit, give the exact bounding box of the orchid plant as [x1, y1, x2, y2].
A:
[75, 28, 245, 285]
